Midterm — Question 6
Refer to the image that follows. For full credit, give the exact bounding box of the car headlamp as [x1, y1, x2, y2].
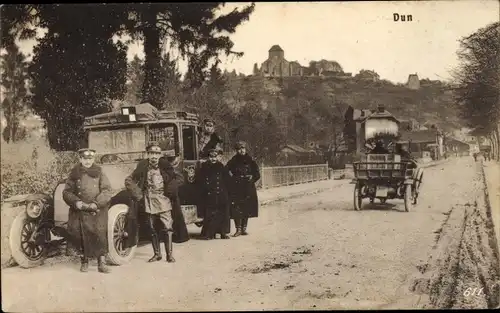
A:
[26, 200, 43, 219]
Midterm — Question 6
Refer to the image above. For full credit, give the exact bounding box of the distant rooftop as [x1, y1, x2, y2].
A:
[446, 138, 470, 147]
[398, 130, 438, 143]
[282, 144, 315, 154]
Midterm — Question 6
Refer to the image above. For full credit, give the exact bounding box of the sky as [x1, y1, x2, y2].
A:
[15, 1, 500, 84]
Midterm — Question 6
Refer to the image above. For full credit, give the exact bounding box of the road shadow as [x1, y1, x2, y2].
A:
[360, 202, 401, 212]
[190, 233, 209, 240]
[190, 233, 235, 241]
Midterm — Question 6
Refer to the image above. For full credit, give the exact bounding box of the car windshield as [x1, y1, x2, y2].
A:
[87, 123, 179, 163]
[87, 126, 146, 163]
[89, 126, 146, 154]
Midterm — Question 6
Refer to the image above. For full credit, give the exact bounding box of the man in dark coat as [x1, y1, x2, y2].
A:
[63, 148, 113, 273]
[226, 141, 261, 237]
[197, 148, 231, 240]
[124, 143, 189, 263]
[198, 118, 224, 160]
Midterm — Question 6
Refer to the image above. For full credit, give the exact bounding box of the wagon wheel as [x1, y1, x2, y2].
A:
[404, 184, 414, 212]
[353, 183, 362, 211]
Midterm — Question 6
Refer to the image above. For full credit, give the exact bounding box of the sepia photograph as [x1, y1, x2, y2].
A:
[1, 1, 499, 311]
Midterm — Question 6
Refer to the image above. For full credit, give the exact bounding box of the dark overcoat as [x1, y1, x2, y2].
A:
[197, 161, 231, 236]
[63, 164, 113, 258]
[226, 153, 261, 219]
[124, 158, 190, 244]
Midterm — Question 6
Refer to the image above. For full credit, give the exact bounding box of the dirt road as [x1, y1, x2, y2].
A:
[2, 157, 499, 311]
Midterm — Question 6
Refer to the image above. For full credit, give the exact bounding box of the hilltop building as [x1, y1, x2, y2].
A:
[407, 73, 420, 90]
[354, 69, 380, 82]
[256, 45, 352, 78]
[258, 45, 302, 77]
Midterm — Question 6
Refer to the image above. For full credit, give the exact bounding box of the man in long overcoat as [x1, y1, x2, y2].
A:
[226, 141, 261, 237]
[63, 148, 113, 273]
[197, 148, 231, 240]
[125, 144, 189, 263]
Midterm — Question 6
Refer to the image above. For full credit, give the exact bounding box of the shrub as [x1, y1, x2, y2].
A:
[1, 139, 78, 201]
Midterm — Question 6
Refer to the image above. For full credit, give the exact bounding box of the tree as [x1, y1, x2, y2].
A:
[158, 52, 183, 109]
[2, 3, 256, 122]
[0, 5, 38, 49]
[182, 61, 234, 147]
[123, 3, 255, 105]
[125, 52, 182, 109]
[28, 5, 128, 151]
[232, 101, 267, 160]
[125, 55, 145, 105]
[454, 22, 500, 160]
[262, 112, 285, 165]
[343, 105, 357, 152]
[0, 43, 30, 143]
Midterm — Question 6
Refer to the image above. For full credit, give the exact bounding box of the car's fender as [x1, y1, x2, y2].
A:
[2, 193, 52, 209]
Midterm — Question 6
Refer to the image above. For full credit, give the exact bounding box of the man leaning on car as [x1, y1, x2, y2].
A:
[124, 143, 190, 264]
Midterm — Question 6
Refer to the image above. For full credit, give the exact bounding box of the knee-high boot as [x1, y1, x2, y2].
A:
[233, 219, 242, 237]
[148, 234, 162, 262]
[164, 231, 175, 263]
[241, 218, 249, 235]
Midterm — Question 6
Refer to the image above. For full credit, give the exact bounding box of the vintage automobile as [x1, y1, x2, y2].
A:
[5, 103, 207, 268]
[351, 105, 423, 212]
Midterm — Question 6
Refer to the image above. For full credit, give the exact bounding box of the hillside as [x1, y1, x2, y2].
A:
[226, 76, 463, 133]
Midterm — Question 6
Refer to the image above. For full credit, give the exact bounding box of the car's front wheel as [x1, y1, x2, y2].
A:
[106, 204, 137, 265]
[9, 211, 48, 268]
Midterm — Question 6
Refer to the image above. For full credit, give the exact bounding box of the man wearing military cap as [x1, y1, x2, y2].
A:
[125, 142, 189, 263]
[63, 147, 113, 273]
[196, 148, 231, 240]
[198, 118, 224, 160]
[226, 141, 261, 237]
